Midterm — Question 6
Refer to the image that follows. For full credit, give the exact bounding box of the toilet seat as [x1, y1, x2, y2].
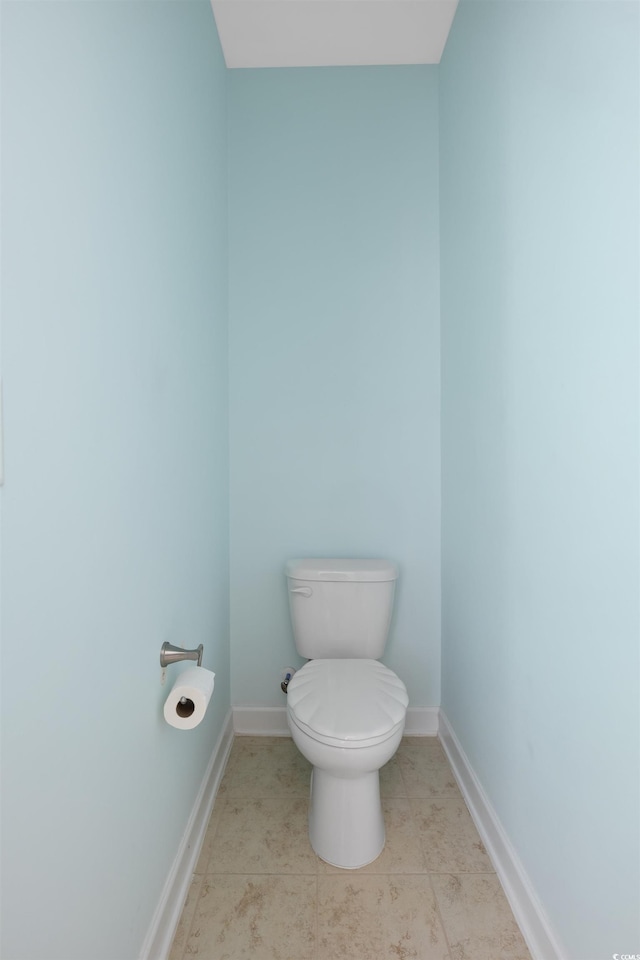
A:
[287, 659, 408, 750]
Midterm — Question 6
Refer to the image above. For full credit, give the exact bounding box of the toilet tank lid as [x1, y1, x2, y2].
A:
[286, 558, 398, 582]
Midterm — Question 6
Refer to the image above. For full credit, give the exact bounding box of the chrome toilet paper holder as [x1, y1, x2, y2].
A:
[160, 642, 203, 668]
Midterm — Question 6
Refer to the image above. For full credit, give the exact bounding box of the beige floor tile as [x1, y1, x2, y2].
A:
[397, 739, 462, 799]
[172, 737, 531, 960]
[207, 798, 318, 874]
[431, 874, 532, 960]
[411, 799, 493, 873]
[317, 874, 450, 960]
[221, 736, 312, 798]
[168, 874, 203, 960]
[184, 874, 317, 960]
[319, 799, 427, 875]
[380, 754, 408, 797]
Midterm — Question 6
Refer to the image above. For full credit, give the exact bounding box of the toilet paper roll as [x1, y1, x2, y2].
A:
[164, 666, 215, 730]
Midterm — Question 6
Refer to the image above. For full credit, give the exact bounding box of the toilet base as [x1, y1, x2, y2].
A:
[308, 767, 385, 869]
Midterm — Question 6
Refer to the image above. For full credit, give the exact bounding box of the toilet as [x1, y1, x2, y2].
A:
[285, 558, 408, 870]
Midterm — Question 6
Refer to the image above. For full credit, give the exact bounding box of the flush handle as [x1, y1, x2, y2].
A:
[290, 586, 312, 598]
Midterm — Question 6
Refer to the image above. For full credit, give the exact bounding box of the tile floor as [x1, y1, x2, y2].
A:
[169, 736, 532, 960]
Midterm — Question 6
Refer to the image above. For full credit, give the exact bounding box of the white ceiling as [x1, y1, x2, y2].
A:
[211, 0, 459, 69]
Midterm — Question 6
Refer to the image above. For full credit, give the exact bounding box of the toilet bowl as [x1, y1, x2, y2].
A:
[285, 558, 408, 869]
[286, 657, 408, 869]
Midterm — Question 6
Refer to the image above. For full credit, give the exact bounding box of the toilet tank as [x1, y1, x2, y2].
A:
[286, 559, 397, 659]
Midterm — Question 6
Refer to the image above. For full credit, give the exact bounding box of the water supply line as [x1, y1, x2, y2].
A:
[280, 667, 296, 694]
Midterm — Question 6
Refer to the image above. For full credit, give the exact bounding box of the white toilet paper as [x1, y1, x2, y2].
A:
[164, 666, 215, 730]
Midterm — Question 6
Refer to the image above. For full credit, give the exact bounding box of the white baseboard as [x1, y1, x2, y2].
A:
[403, 706, 439, 736]
[233, 706, 291, 736]
[139, 709, 234, 960]
[233, 706, 439, 737]
[438, 710, 567, 960]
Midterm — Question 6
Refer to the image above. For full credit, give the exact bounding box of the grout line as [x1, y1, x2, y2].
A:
[170, 873, 204, 960]
[427, 871, 455, 960]
[175, 793, 232, 955]
[395, 748, 411, 798]
[314, 874, 319, 960]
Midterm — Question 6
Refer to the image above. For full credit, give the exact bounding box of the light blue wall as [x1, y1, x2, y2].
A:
[440, 3, 639, 958]
[4, 3, 638, 956]
[1, 3, 229, 958]
[228, 67, 441, 710]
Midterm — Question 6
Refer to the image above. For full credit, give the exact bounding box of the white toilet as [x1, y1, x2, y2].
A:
[285, 558, 408, 870]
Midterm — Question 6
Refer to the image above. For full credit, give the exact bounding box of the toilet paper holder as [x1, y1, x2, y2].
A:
[160, 642, 203, 669]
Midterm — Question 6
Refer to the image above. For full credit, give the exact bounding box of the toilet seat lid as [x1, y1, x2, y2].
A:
[287, 659, 408, 746]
